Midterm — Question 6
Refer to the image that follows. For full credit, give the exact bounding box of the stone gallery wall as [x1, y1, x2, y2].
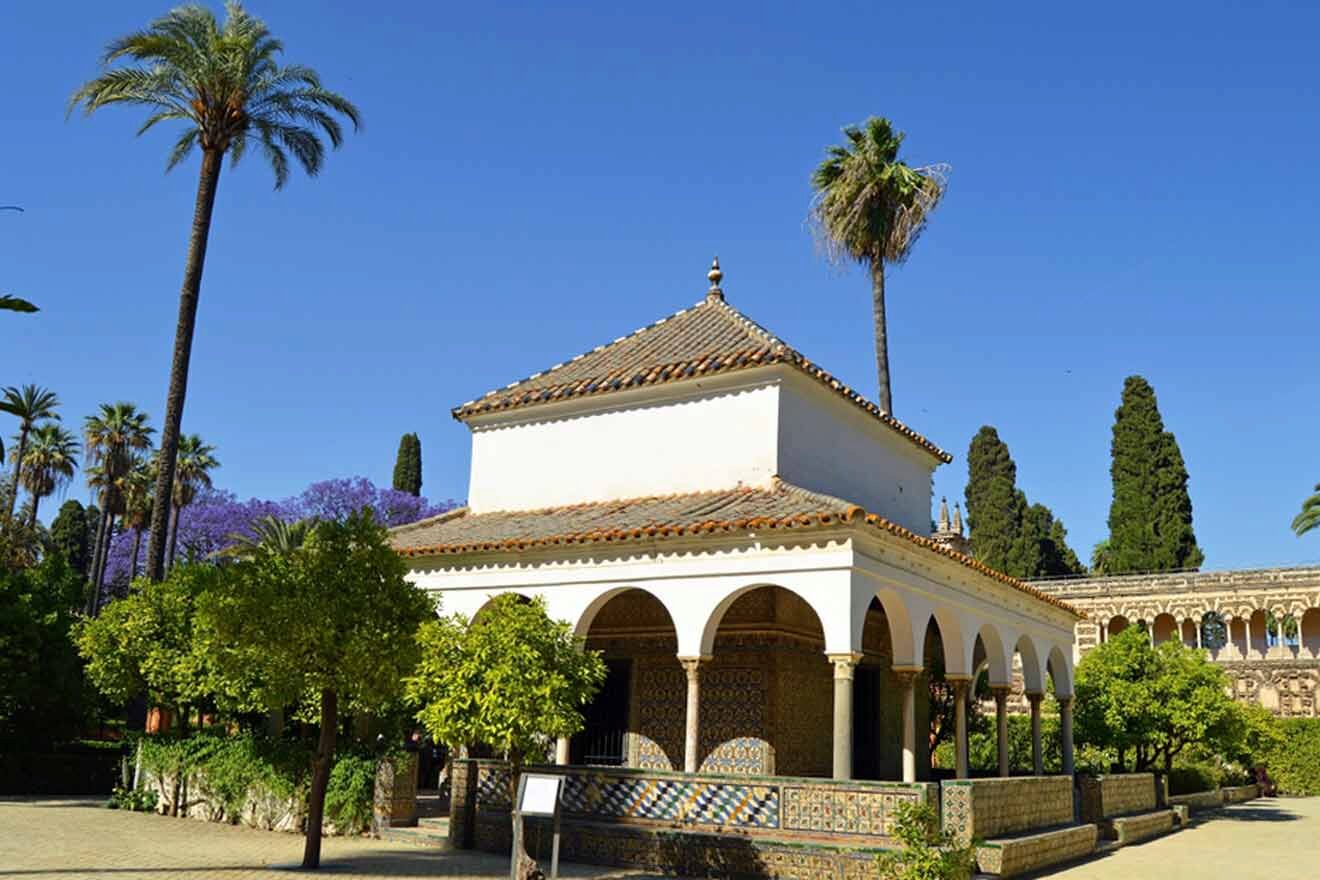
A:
[1078, 774, 1156, 822]
[941, 776, 1075, 843]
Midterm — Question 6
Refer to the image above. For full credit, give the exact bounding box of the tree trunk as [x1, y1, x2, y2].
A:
[95, 513, 117, 599]
[86, 506, 108, 617]
[129, 529, 142, 581]
[302, 688, 338, 870]
[3, 426, 29, 523]
[28, 493, 40, 527]
[146, 148, 224, 583]
[508, 753, 539, 880]
[166, 504, 182, 571]
[869, 260, 893, 415]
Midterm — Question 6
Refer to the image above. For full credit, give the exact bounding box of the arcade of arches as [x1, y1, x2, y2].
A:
[1035, 564, 1320, 717]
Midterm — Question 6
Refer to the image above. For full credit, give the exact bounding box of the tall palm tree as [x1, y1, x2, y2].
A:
[810, 117, 949, 415]
[1294, 484, 1320, 537]
[71, 2, 361, 594]
[84, 403, 153, 613]
[165, 434, 219, 570]
[0, 385, 62, 523]
[121, 456, 155, 580]
[16, 423, 79, 525]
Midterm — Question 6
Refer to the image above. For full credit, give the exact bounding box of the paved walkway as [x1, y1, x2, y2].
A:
[1, 796, 1315, 879]
[1037, 796, 1320, 880]
[0, 798, 661, 880]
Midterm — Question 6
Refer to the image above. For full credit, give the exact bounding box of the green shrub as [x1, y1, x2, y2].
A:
[1167, 763, 1217, 795]
[876, 802, 975, 880]
[1263, 719, 1320, 796]
[108, 786, 158, 812]
[324, 752, 377, 834]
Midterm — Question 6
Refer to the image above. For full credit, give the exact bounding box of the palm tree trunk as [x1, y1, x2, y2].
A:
[146, 148, 224, 583]
[869, 260, 892, 415]
[94, 513, 117, 604]
[302, 688, 338, 869]
[87, 506, 110, 616]
[4, 426, 30, 523]
[129, 528, 142, 581]
[166, 504, 181, 571]
[28, 493, 41, 527]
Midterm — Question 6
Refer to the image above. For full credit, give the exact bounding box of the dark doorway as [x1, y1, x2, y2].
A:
[852, 665, 880, 779]
[571, 659, 631, 766]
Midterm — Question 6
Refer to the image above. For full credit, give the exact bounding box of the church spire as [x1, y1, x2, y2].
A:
[938, 496, 951, 532]
[952, 503, 964, 536]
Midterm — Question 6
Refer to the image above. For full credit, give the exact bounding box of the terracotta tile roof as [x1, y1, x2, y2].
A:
[390, 481, 1080, 616]
[452, 294, 951, 463]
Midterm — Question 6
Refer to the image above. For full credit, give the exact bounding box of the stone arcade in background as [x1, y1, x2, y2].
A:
[1036, 565, 1320, 716]
[391, 262, 1089, 877]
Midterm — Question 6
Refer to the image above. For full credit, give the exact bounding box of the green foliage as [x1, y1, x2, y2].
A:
[75, 565, 239, 716]
[964, 426, 1082, 577]
[875, 802, 975, 880]
[1075, 627, 1236, 771]
[0, 554, 90, 750]
[407, 594, 607, 768]
[198, 511, 432, 717]
[391, 433, 422, 497]
[0, 294, 38, 313]
[1262, 719, 1320, 795]
[108, 785, 158, 812]
[50, 500, 92, 576]
[934, 712, 1063, 775]
[1167, 761, 1219, 795]
[1293, 483, 1320, 536]
[324, 751, 378, 834]
[69, 1, 362, 189]
[1105, 376, 1203, 573]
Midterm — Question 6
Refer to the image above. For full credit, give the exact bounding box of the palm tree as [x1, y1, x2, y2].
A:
[1, 385, 62, 523]
[810, 117, 949, 414]
[165, 434, 219, 570]
[16, 423, 79, 525]
[1294, 484, 1320, 537]
[121, 456, 155, 580]
[220, 514, 311, 560]
[71, 2, 361, 595]
[84, 402, 154, 613]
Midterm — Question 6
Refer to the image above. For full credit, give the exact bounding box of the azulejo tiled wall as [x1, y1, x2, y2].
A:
[456, 760, 937, 851]
[1077, 773, 1156, 822]
[940, 776, 1074, 844]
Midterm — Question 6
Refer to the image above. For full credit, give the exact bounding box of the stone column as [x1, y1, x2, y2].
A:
[1027, 692, 1044, 776]
[1099, 621, 1107, 644]
[555, 736, 570, 765]
[952, 678, 970, 779]
[1193, 619, 1201, 649]
[1245, 616, 1254, 660]
[829, 653, 861, 780]
[679, 656, 705, 774]
[992, 685, 1011, 777]
[1223, 616, 1236, 658]
[1059, 697, 1075, 776]
[896, 669, 919, 783]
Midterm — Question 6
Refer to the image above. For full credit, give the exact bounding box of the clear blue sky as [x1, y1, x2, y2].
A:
[3, 1, 1317, 571]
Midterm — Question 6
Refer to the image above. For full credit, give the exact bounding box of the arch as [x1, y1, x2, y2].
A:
[858, 587, 916, 670]
[1046, 644, 1073, 698]
[699, 581, 838, 657]
[1301, 609, 1320, 658]
[926, 607, 968, 678]
[1108, 615, 1129, 637]
[1200, 610, 1228, 651]
[469, 589, 533, 623]
[1152, 613, 1178, 645]
[972, 623, 1011, 687]
[572, 586, 679, 641]
[1179, 618, 1198, 648]
[1249, 609, 1269, 657]
[1013, 633, 1045, 695]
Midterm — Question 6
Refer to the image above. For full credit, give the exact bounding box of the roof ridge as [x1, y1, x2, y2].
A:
[446, 483, 777, 519]
[455, 299, 707, 411]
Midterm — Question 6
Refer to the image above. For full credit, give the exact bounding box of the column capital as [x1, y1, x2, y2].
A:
[678, 655, 710, 679]
[990, 683, 1012, 702]
[950, 678, 971, 699]
[1056, 695, 1074, 710]
[1025, 691, 1045, 707]
[827, 652, 864, 679]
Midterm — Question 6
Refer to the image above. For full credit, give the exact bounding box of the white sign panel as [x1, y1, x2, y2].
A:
[518, 774, 562, 817]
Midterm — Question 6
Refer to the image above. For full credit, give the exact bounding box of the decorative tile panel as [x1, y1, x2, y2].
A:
[561, 772, 779, 828]
[781, 786, 918, 836]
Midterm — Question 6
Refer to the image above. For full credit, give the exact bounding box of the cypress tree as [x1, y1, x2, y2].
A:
[965, 426, 1023, 574]
[392, 433, 422, 497]
[965, 426, 1083, 578]
[50, 499, 91, 576]
[1106, 376, 1203, 573]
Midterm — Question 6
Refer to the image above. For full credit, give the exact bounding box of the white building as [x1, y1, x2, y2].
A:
[393, 260, 1081, 782]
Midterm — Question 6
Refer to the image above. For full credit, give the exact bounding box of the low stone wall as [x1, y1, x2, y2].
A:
[1168, 790, 1222, 812]
[940, 776, 1074, 844]
[975, 824, 1098, 878]
[1108, 810, 1174, 845]
[1078, 774, 1156, 822]
[372, 753, 418, 831]
[1222, 784, 1259, 804]
[450, 760, 938, 877]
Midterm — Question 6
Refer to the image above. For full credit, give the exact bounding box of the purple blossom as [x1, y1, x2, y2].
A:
[102, 477, 455, 585]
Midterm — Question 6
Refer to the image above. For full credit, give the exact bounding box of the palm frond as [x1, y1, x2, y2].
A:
[1293, 484, 1320, 537]
[0, 295, 38, 313]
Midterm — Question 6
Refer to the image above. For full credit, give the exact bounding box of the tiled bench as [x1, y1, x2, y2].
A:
[1222, 784, 1259, 804]
[974, 824, 1099, 878]
[1104, 809, 1176, 845]
[1168, 790, 1222, 813]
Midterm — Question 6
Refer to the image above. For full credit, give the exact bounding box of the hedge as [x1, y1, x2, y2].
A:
[1264, 719, 1320, 796]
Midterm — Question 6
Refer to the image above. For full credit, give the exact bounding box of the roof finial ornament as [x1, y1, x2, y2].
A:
[938, 496, 951, 531]
[707, 256, 724, 300]
[952, 503, 964, 536]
